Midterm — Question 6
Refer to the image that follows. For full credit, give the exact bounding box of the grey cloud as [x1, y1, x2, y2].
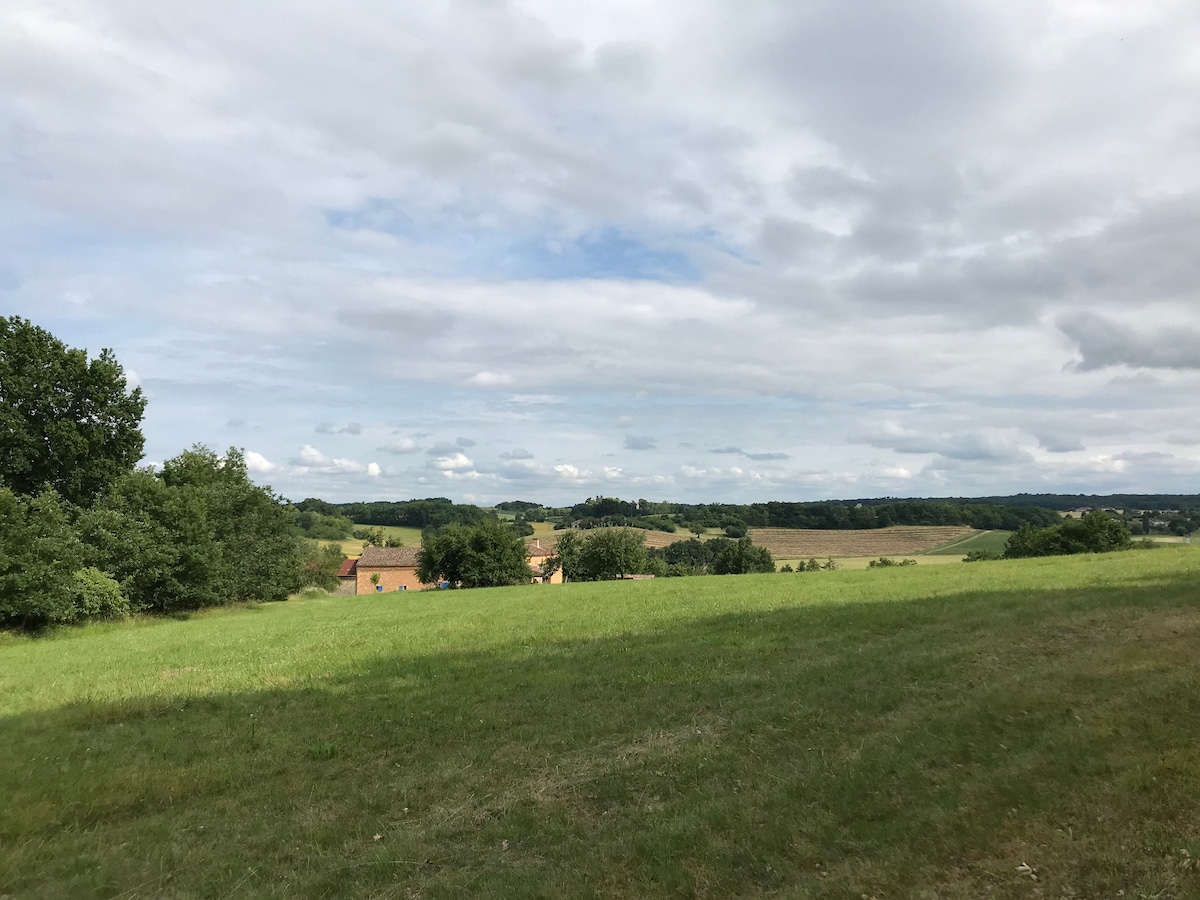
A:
[316, 421, 362, 435]
[624, 435, 657, 451]
[335, 303, 456, 341]
[861, 428, 1032, 463]
[500, 447, 534, 460]
[225, 417, 246, 429]
[379, 439, 422, 455]
[710, 446, 789, 461]
[456, 436, 476, 447]
[426, 441, 461, 456]
[1059, 312, 1200, 371]
[1035, 433, 1085, 454]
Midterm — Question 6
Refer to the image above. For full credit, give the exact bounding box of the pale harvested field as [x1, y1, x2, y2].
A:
[750, 525, 977, 559]
[527, 528, 689, 552]
[528, 525, 978, 558]
[778, 554, 969, 571]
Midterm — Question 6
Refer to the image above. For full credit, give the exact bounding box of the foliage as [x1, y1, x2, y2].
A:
[0, 488, 85, 628]
[416, 520, 532, 588]
[963, 550, 1003, 562]
[297, 497, 491, 530]
[77, 447, 299, 613]
[0, 316, 146, 507]
[578, 528, 648, 580]
[292, 509, 354, 541]
[507, 520, 535, 538]
[1004, 511, 1132, 559]
[77, 468, 223, 613]
[868, 557, 918, 568]
[68, 567, 130, 621]
[297, 543, 346, 591]
[548, 529, 585, 582]
[711, 536, 776, 575]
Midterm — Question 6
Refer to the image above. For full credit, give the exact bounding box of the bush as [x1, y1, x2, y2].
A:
[868, 557, 917, 568]
[1004, 511, 1132, 559]
[963, 550, 1003, 562]
[68, 567, 130, 621]
[0, 488, 84, 629]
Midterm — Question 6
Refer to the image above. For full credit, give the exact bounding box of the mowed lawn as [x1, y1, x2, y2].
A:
[3, 549, 1200, 898]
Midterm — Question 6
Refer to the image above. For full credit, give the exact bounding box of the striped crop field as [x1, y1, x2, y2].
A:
[749, 525, 977, 559]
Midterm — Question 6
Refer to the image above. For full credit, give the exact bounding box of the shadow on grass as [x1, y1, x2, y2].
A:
[4, 569, 1200, 899]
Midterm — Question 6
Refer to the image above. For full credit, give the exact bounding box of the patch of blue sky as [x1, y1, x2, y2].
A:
[324, 199, 702, 283]
[496, 228, 699, 282]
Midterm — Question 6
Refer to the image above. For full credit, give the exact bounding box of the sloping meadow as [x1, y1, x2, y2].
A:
[3, 548, 1200, 898]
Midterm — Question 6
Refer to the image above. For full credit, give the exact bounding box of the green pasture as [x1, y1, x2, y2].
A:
[3, 547, 1200, 898]
[925, 529, 1014, 556]
[323, 523, 425, 558]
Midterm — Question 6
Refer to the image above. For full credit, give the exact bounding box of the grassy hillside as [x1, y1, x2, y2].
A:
[925, 529, 1014, 556]
[3, 548, 1200, 898]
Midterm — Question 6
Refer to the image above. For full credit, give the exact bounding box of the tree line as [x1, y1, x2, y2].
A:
[1, 318, 313, 629]
[510, 496, 1064, 534]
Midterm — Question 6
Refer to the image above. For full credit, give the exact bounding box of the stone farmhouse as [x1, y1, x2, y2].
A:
[354, 546, 429, 593]
[528, 538, 564, 584]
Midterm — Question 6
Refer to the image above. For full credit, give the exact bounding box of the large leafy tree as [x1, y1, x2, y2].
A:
[0, 317, 146, 506]
[417, 520, 532, 588]
[711, 536, 776, 575]
[160, 446, 300, 602]
[78, 446, 301, 612]
[579, 527, 647, 580]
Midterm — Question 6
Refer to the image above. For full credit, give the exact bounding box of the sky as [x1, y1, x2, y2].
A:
[3, 0, 1200, 506]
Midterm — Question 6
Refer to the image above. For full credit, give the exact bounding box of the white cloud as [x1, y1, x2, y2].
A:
[245, 450, 275, 473]
[429, 452, 473, 471]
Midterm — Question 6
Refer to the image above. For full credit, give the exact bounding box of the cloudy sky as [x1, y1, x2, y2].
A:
[4, 0, 1200, 505]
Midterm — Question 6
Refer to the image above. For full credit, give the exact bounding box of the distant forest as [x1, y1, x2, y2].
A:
[294, 493, 1200, 539]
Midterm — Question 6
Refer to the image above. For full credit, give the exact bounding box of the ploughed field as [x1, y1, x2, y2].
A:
[749, 524, 976, 558]
[4, 547, 1200, 898]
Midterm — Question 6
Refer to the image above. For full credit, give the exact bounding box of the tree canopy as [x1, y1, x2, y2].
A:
[416, 520, 532, 588]
[0, 316, 146, 506]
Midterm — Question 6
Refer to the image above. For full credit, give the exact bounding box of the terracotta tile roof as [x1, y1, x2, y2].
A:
[337, 558, 358, 578]
[358, 545, 421, 568]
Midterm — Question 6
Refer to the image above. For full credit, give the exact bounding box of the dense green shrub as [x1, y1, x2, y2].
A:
[68, 567, 130, 621]
[711, 536, 775, 575]
[0, 488, 84, 628]
[1004, 511, 1132, 559]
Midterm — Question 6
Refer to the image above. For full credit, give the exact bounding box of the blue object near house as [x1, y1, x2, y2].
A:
[439, 581, 450, 589]
[376, 585, 383, 592]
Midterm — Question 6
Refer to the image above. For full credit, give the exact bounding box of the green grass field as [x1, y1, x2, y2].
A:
[324, 523, 426, 558]
[3, 548, 1200, 898]
[925, 529, 1014, 556]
